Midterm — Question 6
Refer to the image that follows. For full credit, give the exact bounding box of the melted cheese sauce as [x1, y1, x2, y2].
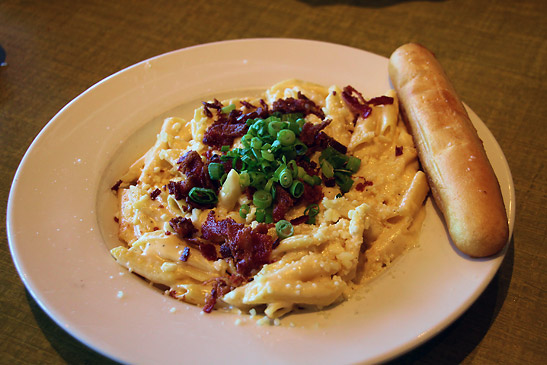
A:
[110, 80, 428, 318]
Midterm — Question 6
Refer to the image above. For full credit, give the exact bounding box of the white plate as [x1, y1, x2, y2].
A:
[7, 39, 515, 364]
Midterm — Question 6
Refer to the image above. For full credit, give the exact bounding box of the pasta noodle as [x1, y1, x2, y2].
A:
[110, 80, 428, 319]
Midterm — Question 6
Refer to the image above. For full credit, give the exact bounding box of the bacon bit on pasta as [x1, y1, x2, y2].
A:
[199, 242, 218, 261]
[290, 215, 309, 226]
[315, 131, 347, 154]
[299, 183, 324, 205]
[202, 277, 238, 313]
[272, 91, 325, 120]
[342, 86, 371, 119]
[342, 86, 394, 120]
[167, 181, 185, 201]
[272, 237, 281, 249]
[201, 99, 255, 148]
[299, 120, 331, 147]
[201, 211, 274, 277]
[150, 188, 161, 200]
[169, 151, 217, 209]
[273, 186, 294, 222]
[203, 123, 248, 149]
[369, 95, 394, 106]
[240, 100, 255, 109]
[111, 179, 122, 192]
[180, 247, 190, 262]
[169, 216, 197, 238]
[355, 179, 373, 192]
[395, 146, 403, 156]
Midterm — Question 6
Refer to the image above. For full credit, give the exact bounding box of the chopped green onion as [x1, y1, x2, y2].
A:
[239, 171, 250, 187]
[255, 208, 266, 223]
[239, 204, 250, 219]
[275, 220, 294, 239]
[287, 160, 299, 177]
[281, 113, 303, 123]
[287, 120, 300, 135]
[304, 203, 320, 217]
[302, 174, 315, 186]
[346, 156, 361, 173]
[253, 190, 272, 209]
[279, 167, 293, 188]
[265, 209, 273, 224]
[270, 139, 282, 152]
[188, 187, 217, 205]
[221, 145, 230, 152]
[251, 137, 262, 150]
[221, 104, 236, 114]
[241, 134, 252, 148]
[264, 178, 274, 192]
[289, 180, 304, 198]
[321, 160, 334, 178]
[249, 172, 266, 189]
[334, 173, 354, 193]
[304, 203, 320, 224]
[268, 121, 286, 137]
[293, 141, 308, 155]
[277, 129, 296, 146]
[208, 163, 225, 180]
[261, 149, 274, 161]
[312, 175, 322, 185]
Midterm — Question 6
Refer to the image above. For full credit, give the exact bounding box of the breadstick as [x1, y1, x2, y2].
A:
[388, 43, 509, 257]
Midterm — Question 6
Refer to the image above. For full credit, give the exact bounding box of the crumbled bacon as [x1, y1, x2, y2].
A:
[201, 99, 251, 148]
[355, 179, 373, 192]
[322, 176, 336, 187]
[369, 95, 394, 106]
[299, 120, 331, 146]
[200, 211, 274, 277]
[342, 86, 394, 120]
[202, 278, 232, 313]
[150, 188, 161, 200]
[299, 183, 324, 205]
[203, 122, 248, 148]
[315, 131, 347, 154]
[180, 247, 190, 262]
[199, 241, 218, 261]
[219, 244, 232, 258]
[240, 100, 255, 109]
[111, 179, 122, 192]
[201, 212, 244, 244]
[167, 181, 185, 201]
[290, 215, 309, 226]
[395, 146, 403, 156]
[342, 86, 372, 119]
[169, 216, 197, 238]
[272, 92, 325, 120]
[202, 99, 222, 118]
[273, 186, 294, 222]
[168, 151, 216, 209]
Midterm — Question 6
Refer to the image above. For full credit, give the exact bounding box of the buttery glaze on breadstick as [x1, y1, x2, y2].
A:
[388, 43, 508, 257]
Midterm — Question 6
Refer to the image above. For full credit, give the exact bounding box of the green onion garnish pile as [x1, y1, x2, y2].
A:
[204, 108, 362, 238]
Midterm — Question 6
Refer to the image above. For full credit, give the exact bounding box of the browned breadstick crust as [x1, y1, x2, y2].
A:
[388, 43, 509, 257]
